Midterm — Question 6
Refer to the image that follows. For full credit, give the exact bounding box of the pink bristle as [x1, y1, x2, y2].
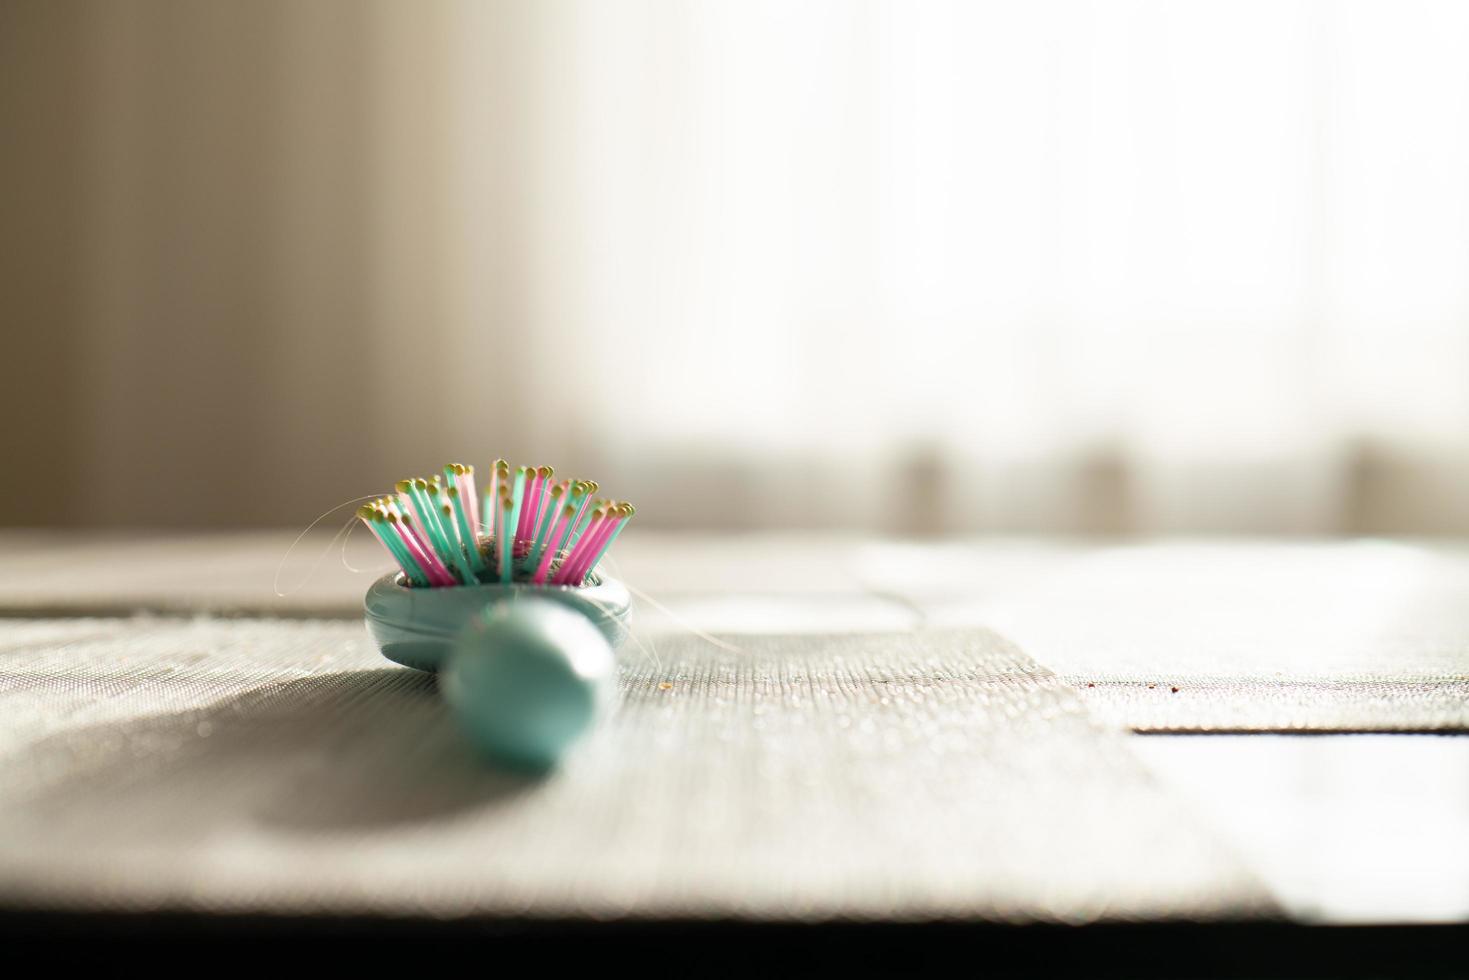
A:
[567, 487, 596, 548]
[553, 507, 609, 585]
[384, 500, 454, 584]
[516, 468, 542, 552]
[532, 503, 573, 585]
[568, 511, 621, 585]
[526, 470, 552, 547]
[392, 494, 434, 556]
[390, 514, 456, 586]
[560, 515, 607, 585]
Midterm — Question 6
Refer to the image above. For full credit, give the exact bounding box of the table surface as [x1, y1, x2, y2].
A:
[1, 530, 1466, 930]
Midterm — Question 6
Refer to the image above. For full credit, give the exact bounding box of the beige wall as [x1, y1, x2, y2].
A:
[6, 2, 370, 524]
[2, 1, 87, 525]
[3, 1, 508, 528]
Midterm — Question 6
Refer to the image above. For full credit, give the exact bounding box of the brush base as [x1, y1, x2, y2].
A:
[363, 572, 632, 673]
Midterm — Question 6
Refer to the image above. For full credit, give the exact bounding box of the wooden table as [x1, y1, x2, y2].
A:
[1, 531, 1465, 973]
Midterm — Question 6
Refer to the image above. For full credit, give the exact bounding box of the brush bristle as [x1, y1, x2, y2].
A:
[358, 459, 634, 589]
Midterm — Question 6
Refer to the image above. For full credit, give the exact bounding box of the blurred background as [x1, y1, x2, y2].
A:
[5, 0, 1469, 535]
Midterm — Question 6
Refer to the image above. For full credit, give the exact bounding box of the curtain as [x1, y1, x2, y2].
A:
[5, 0, 1469, 533]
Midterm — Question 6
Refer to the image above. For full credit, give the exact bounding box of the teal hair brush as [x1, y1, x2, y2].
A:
[358, 460, 635, 770]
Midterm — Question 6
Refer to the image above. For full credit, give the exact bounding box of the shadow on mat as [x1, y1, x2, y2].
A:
[7, 668, 537, 835]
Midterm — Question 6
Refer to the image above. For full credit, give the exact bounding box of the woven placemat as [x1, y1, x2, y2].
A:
[965, 542, 1469, 732]
[1067, 677, 1469, 733]
[0, 618, 1267, 920]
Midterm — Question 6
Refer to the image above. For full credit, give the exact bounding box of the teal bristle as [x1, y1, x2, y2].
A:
[360, 459, 631, 589]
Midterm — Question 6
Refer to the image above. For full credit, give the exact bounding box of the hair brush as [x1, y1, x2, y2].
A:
[359, 459, 635, 770]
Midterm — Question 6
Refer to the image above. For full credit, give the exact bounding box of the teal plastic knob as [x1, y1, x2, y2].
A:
[441, 598, 615, 770]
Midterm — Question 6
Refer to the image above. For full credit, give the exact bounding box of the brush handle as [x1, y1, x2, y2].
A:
[442, 597, 616, 770]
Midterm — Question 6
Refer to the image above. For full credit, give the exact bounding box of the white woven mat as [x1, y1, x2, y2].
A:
[866, 540, 1469, 732]
[0, 617, 1267, 920]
